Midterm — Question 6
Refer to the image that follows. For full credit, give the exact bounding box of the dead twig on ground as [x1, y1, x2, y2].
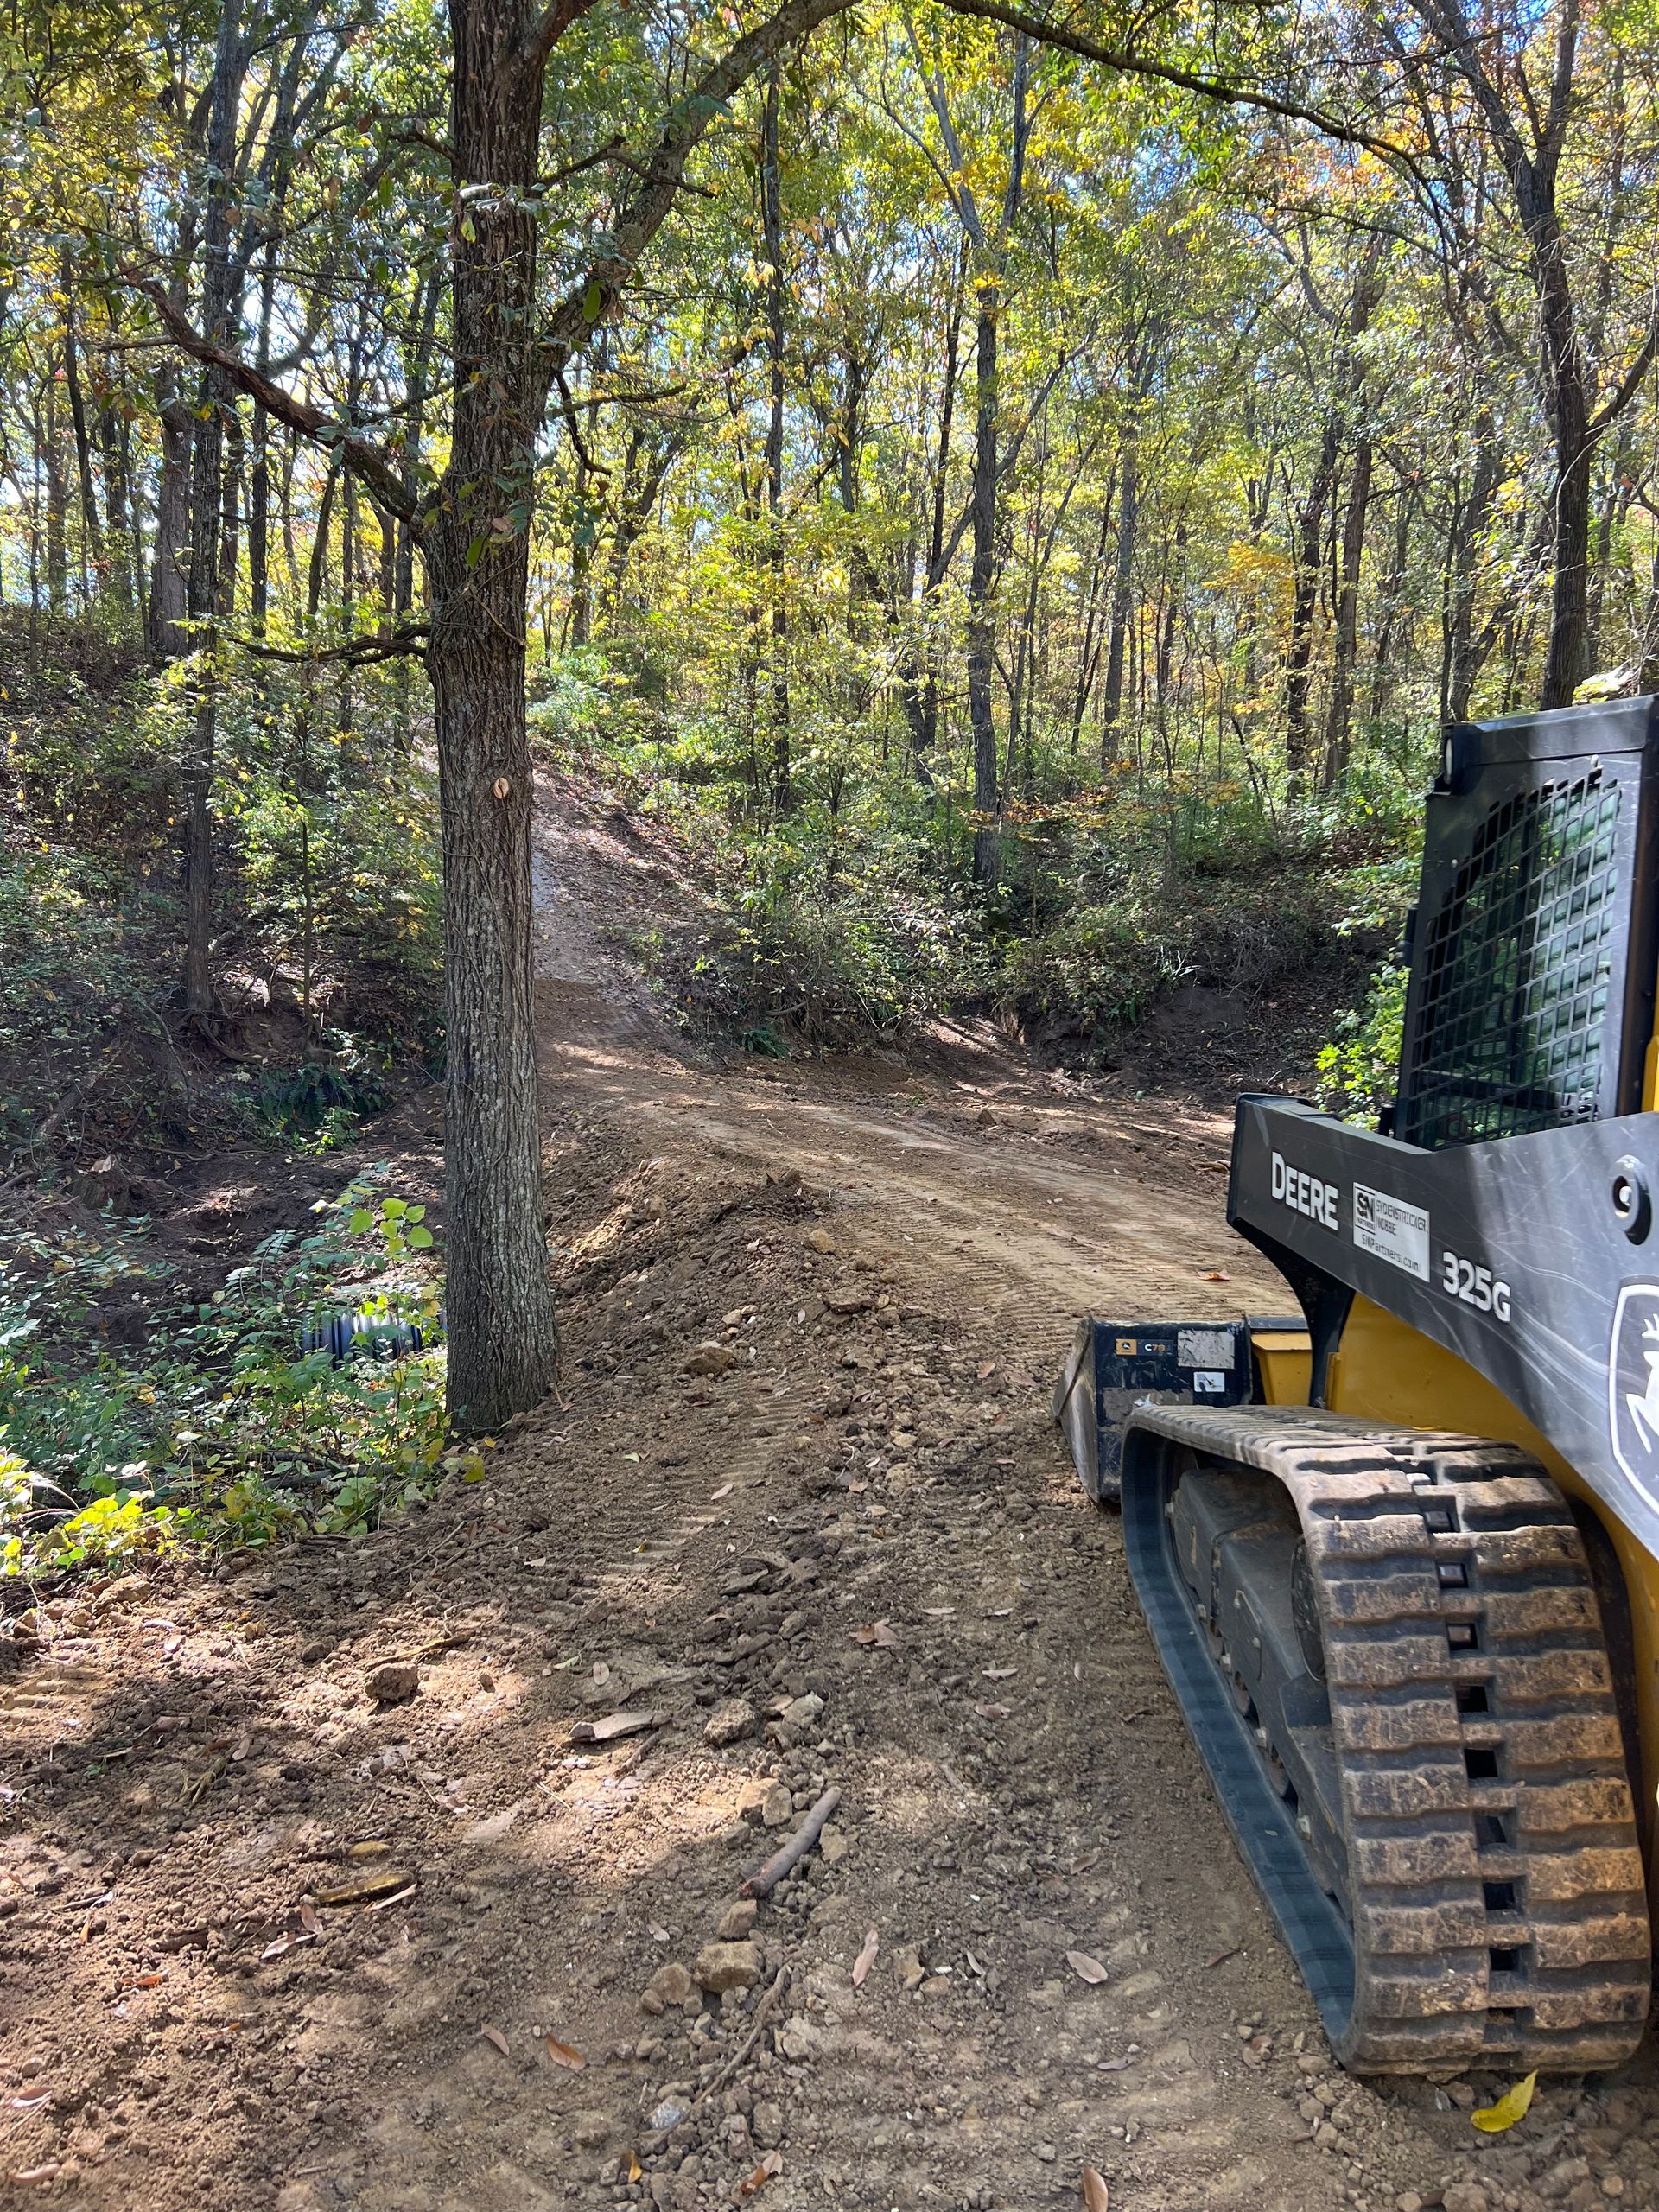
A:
[739, 1786, 840, 1898]
[695, 1966, 790, 2105]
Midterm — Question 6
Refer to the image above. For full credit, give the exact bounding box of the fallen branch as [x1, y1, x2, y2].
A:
[740, 1786, 841, 1898]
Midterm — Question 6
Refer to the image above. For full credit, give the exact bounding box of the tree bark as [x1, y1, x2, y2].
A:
[761, 58, 791, 817]
[180, 0, 245, 1026]
[421, 0, 563, 1432]
[1322, 436, 1370, 787]
[967, 278, 1000, 884]
[149, 383, 192, 655]
[1099, 414, 1137, 767]
[43, 375, 67, 613]
[61, 289, 105, 594]
[97, 405, 135, 620]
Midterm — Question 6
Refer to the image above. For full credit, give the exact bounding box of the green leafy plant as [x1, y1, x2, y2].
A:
[1314, 962, 1408, 1126]
[0, 1172, 472, 1578]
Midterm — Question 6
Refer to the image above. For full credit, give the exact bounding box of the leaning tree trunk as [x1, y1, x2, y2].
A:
[424, 0, 561, 1433]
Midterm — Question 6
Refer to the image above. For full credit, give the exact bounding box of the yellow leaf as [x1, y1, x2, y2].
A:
[1471, 2070, 1537, 2132]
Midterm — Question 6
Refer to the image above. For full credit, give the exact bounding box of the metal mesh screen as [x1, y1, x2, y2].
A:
[1395, 772, 1622, 1148]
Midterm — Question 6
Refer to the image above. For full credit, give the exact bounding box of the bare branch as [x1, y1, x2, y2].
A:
[232, 622, 432, 667]
[1591, 319, 1659, 437]
[538, 0, 862, 384]
[931, 0, 1423, 174]
[123, 274, 422, 526]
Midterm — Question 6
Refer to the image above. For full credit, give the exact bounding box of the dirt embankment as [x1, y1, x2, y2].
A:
[1, 780, 1656, 2212]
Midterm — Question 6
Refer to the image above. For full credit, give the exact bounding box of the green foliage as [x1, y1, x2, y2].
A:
[245, 1056, 391, 1148]
[528, 647, 660, 759]
[652, 816, 988, 1048]
[999, 899, 1180, 1037]
[0, 843, 162, 1058]
[0, 1172, 476, 1577]
[1315, 962, 1408, 1127]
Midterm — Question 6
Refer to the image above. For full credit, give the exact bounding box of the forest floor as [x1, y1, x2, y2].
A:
[3, 775, 1658, 2212]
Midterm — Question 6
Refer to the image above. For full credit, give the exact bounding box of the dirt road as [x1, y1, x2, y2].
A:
[2, 780, 1656, 2212]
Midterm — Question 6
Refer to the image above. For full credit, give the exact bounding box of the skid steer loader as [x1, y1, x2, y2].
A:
[1055, 695, 1659, 2072]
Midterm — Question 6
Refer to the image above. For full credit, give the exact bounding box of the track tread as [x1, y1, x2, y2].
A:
[1128, 1402, 1650, 2072]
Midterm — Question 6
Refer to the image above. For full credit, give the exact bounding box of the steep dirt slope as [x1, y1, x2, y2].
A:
[0, 777, 1655, 2212]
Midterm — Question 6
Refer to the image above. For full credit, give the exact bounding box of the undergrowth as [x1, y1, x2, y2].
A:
[0, 1173, 481, 1581]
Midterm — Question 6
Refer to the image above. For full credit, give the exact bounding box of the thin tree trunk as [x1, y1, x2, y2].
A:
[762, 58, 791, 817]
[1100, 416, 1137, 767]
[968, 280, 1000, 884]
[43, 375, 67, 612]
[98, 406, 135, 620]
[180, 0, 245, 1024]
[1322, 436, 1370, 787]
[1285, 418, 1338, 791]
[902, 257, 963, 783]
[62, 289, 105, 594]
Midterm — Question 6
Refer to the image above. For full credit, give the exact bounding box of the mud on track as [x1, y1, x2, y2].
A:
[2, 779, 1656, 2212]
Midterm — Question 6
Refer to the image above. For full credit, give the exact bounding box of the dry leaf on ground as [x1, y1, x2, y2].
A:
[1065, 1951, 1109, 1986]
[851, 1929, 880, 1987]
[477, 2025, 510, 2056]
[545, 2034, 587, 2070]
[1202, 1269, 1230, 1282]
[1082, 2167, 1109, 2210]
[1472, 2071, 1537, 2133]
[569, 1709, 659, 1744]
[849, 1621, 899, 1649]
[736, 2150, 785, 2198]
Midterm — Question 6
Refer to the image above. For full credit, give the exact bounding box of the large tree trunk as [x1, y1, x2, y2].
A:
[968, 282, 999, 884]
[423, 0, 560, 1433]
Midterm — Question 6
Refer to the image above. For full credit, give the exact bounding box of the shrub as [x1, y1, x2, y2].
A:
[1314, 962, 1408, 1126]
[0, 1173, 480, 1577]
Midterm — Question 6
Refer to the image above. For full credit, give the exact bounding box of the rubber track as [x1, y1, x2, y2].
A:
[1122, 1402, 1651, 2072]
